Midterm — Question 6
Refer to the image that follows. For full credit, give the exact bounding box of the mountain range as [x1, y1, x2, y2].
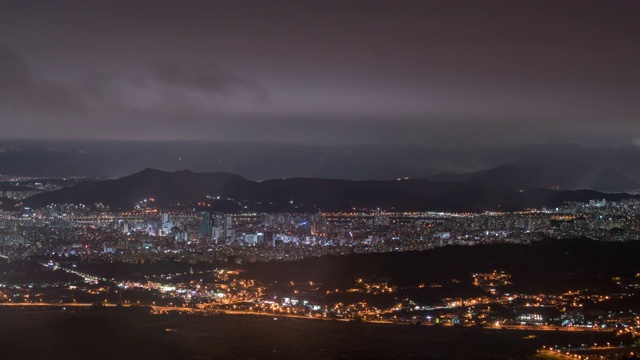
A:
[21, 168, 639, 212]
[428, 162, 640, 192]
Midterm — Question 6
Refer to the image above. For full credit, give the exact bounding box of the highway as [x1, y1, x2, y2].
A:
[0, 302, 623, 334]
[38, 261, 105, 283]
[495, 323, 612, 333]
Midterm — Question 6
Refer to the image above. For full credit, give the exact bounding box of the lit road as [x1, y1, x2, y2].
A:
[0, 302, 110, 307]
[0, 302, 624, 334]
[38, 262, 105, 284]
[538, 346, 640, 359]
[494, 324, 611, 332]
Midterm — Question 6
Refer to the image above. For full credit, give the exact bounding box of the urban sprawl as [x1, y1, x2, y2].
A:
[0, 195, 639, 358]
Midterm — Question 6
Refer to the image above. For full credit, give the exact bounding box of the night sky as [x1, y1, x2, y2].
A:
[0, 1, 639, 178]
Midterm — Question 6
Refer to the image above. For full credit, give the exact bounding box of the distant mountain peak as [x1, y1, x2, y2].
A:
[489, 164, 520, 172]
[428, 162, 640, 192]
[21, 168, 638, 212]
[137, 167, 166, 175]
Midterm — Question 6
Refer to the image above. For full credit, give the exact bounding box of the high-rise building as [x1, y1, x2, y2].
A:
[263, 231, 275, 247]
[198, 212, 212, 237]
[212, 227, 223, 243]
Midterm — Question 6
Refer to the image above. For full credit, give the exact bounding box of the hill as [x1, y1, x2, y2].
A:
[23, 168, 638, 212]
[244, 238, 640, 293]
[429, 162, 640, 192]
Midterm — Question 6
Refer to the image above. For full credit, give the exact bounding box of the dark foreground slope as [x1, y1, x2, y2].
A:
[0, 309, 620, 360]
[241, 238, 640, 311]
[245, 238, 640, 292]
[24, 169, 639, 212]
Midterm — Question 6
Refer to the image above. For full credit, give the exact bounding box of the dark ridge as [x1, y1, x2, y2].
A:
[0, 197, 17, 210]
[429, 161, 640, 192]
[22, 168, 639, 212]
[244, 237, 640, 291]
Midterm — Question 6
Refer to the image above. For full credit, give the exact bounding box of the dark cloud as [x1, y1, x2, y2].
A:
[0, 46, 29, 89]
[150, 60, 266, 98]
[0, 45, 268, 136]
[0, 46, 88, 117]
[0, 0, 638, 150]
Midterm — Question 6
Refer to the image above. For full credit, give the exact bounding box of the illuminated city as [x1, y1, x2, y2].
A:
[0, 184, 639, 358]
[1, 0, 640, 358]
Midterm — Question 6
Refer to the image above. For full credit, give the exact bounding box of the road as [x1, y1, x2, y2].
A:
[0, 302, 623, 334]
[496, 323, 612, 332]
[38, 261, 105, 284]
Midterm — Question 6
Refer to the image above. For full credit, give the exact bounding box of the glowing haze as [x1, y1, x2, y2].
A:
[0, 1, 639, 179]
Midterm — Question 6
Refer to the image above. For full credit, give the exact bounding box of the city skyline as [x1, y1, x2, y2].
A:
[1, 2, 639, 359]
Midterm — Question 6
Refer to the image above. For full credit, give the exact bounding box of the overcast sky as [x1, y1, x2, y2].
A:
[0, 0, 638, 148]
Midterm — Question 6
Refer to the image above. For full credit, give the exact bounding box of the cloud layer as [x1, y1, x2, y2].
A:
[0, 0, 638, 148]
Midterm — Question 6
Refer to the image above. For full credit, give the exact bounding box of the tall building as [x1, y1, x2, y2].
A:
[198, 212, 212, 237]
[212, 227, 223, 243]
[263, 231, 275, 247]
[225, 215, 233, 231]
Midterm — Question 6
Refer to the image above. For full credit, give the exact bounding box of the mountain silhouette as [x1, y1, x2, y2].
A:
[23, 168, 638, 212]
[429, 161, 640, 192]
